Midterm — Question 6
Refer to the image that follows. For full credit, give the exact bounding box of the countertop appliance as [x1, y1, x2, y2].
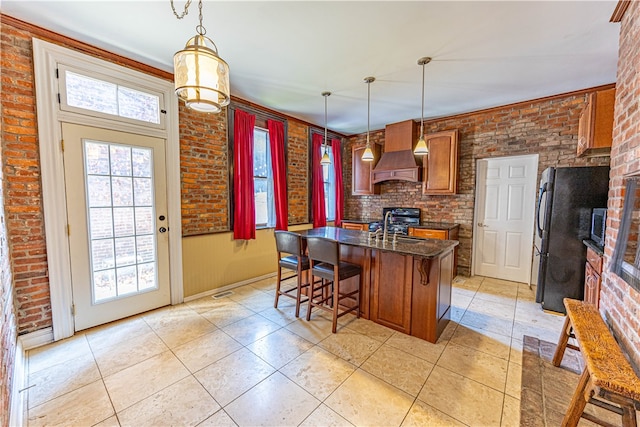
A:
[590, 208, 607, 248]
[368, 207, 421, 235]
[535, 166, 610, 313]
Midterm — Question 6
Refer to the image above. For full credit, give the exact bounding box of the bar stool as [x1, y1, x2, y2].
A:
[305, 236, 361, 333]
[274, 231, 310, 317]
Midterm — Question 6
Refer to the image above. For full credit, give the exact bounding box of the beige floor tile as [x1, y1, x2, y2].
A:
[197, 409, 238, 427]
[517, 283, 537, 302]
[185, 294, 232, 314]
[250, 276, 279, 292]
[200, 299, 256, 327]
[238, 291, 276, 312]
[280, 346, 356, 401]
[93, 415, 121, 427]
[260, 300, 305, 326]
[27, 334, 92, 374]
[299, 404, 354, 426]
[318, 328, 383, 366]
[450, 294, 473, 323]
[450, 324, 512, 360]
[343, 317, 395, 342]
[325, 369, 414, 427]
[28, 352, 101, 408]
[418, 366, 504, 426]
[227, 284, 262, 300]
[360, 344, 434, 396]
[401, 400, 467, 426]
[437, 343, 508, 391]
[146, 308, 217, 349]
[194, 348, 275, 406]
[246, 328, 314, 369]
[117, 376, 219, 427]
[467, 297, 516, 320]
[452, 276, 482, 292]
[510, 338, 523, 365]
[459, 308, 514, 338]
[173, 329, 243, 372]
[92, 330, 168, 377]
[505, 361, 522, 399]
[142, 303, 197, 328]
[103, 350, 190, 412]
[501, 395, 520, 427]
[28, 380, 114, 427]
[512, 319, 562, 344]
[221, 313, 281, 345]
[385, 331, 448, 364]
[85, 316, 153, 351]
[225, 372, 320, 426]
[285, 316, 334, 344]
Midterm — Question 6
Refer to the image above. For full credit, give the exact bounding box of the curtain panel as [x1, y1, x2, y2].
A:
[267, 119, 288, 230]
[311, 133, 326, 228]
[331, 138, 344, 227]
[233, 109, 256, 240]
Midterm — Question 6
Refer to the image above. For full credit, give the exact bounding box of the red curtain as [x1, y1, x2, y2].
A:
[267, 119, 288, 231]
[233, 109, 256, 240]
[311, 133, 326, 228]
[331, 138, 344, 227]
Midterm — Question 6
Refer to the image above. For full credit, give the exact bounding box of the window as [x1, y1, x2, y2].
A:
[612, 174, 640, 293]
[253, 127, 275, 228]
[59, 67, 163, 127]
[322, 146, 336, 221]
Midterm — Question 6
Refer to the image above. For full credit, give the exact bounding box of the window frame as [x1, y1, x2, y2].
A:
[612, 173, 640, 293]
[228, 102, 288, 231]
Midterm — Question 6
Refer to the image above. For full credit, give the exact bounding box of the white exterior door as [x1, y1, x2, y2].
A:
[62, 123, 171, 331]
[474, 155, 538, 282]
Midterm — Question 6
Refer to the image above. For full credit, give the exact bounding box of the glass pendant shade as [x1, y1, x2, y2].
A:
[361, 146, 374, 161]
[414, 136, 429, 155]
[320, 150, 331, 165]
[174, 34, 230, 113]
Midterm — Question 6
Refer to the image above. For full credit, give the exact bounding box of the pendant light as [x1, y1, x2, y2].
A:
[414, 57, 432, 155]
[172, 0, 230, 113]
[320, 92, 332, 165]
[361, 77, 376, 161]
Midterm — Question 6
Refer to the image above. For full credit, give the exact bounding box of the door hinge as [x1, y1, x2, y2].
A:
[61, 139, 64, 152]
[71, 304, 75, 316]
[66, 224, 70, 235]
[57, 93, 61, 104]
[55, 68, 59, 79]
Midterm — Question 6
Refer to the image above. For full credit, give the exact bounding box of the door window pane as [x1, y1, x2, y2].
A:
[83, 140, 158, 303]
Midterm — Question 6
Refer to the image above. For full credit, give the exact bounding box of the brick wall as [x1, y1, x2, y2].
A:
[1, 22, 51, 335]
[344, 93, 610, 276]
[287, 121, 309, 224]
[0, 118, 18, 427]
[601, 2, 640, 368]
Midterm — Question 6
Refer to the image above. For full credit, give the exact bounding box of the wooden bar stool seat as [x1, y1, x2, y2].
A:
[274, 231, 310, 317]
[553, 298, 640, 427]
[305, 236, 361, 333]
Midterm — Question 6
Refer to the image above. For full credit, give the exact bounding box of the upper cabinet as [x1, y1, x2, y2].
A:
[422, 130, 459, 195]
[352, 144, 381, 195]
[577, 87, 615, 157]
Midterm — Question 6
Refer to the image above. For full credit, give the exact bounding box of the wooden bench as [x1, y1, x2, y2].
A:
[553, 298, 640, 427]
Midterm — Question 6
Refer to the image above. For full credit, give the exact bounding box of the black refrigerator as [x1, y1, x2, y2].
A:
[535, 166, 609, 313]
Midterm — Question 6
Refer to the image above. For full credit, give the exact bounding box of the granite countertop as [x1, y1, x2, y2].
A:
[298, 227, 458, 258]
[583, 239, 605, 256]
[341, 218, 379, 224]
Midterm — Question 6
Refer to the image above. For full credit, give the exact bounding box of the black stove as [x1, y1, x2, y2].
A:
[368, 207, 421, 235]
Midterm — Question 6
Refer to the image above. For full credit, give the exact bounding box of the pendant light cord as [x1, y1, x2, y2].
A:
[366, 79, 371, 146]
[420, 61, 425, 138]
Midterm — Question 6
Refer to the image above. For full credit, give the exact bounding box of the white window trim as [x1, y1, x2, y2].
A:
[32, 38, 183, 341]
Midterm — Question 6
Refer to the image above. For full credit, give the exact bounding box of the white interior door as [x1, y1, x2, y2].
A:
[62, 123, 171, 331]
[474, 155, 538, 283]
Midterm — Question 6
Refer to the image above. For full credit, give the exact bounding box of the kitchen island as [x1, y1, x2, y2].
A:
[299, 227, 458, 343]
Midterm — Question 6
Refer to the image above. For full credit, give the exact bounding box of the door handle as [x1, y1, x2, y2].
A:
[477, 223, 488, 228]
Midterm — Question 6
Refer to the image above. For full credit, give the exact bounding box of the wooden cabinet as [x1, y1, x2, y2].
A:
[408, 225, 460, 276]
[352, 144, 381, 195]
[370, 251, 413, 334]
[422, 130, 459, 195]
[577, 88, 615, 157]
[584, 246, 603, 308]
[341, 222, 368, 231]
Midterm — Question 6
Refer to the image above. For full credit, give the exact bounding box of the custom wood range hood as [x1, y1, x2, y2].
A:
[372, 120, 421, 184]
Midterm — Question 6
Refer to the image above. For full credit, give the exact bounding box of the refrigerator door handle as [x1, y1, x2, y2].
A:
[536, 183, 548, 238]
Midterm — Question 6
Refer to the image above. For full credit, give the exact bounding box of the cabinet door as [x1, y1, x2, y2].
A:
[342, 222, 367, 231]
[371, 251, 412, 334]
[352, 145, 380, 195]
[577, 88, 615, 157]
[409, 228, 448, 239]
[423, 130, 459, 195]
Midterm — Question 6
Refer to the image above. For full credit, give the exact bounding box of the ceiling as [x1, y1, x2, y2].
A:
[2, 1, 620, 135]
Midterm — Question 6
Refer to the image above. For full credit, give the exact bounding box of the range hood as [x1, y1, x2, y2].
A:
[372, 120, 421, 184]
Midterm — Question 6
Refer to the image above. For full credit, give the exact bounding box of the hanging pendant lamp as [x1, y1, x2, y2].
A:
[320, 92, 332, 165]
[361, 77, 376, 162]
[414, 57, 432, 155]
[172, 0, 230, 113]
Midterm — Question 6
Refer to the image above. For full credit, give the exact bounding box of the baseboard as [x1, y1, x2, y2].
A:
[8, 338, 25, 427]
[19, 326, 54, 351]
[184, 272, 276, 302]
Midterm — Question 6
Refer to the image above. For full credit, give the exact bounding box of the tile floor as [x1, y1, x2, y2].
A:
[25, 275, 568, 426]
